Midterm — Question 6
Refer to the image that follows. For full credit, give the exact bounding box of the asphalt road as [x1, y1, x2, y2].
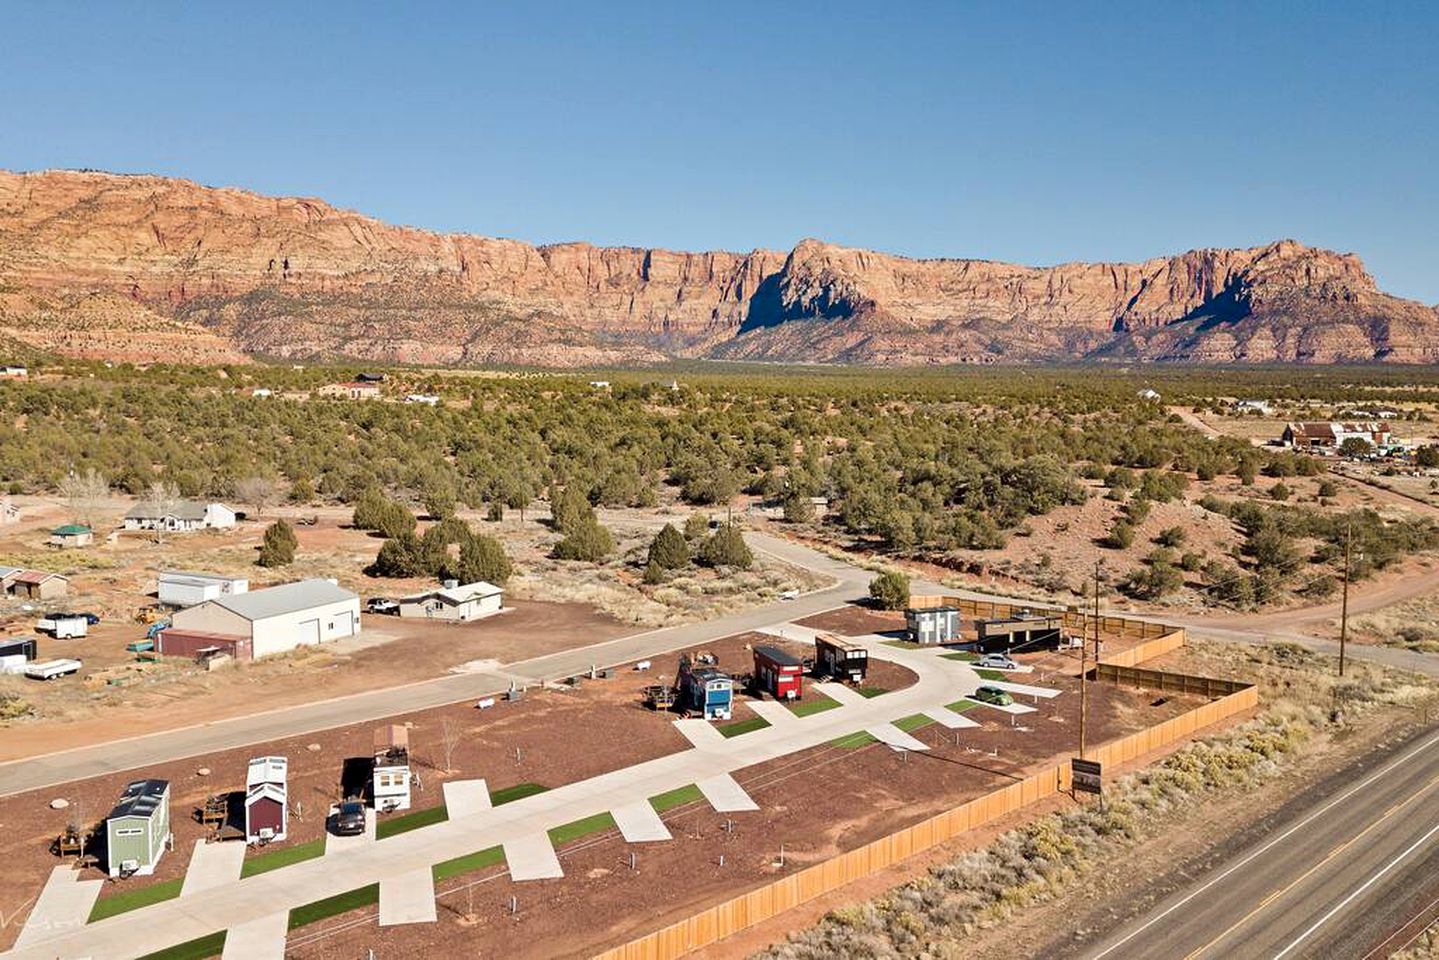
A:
[1080, 726, 1439, 960]
[0, 533, 874, 797]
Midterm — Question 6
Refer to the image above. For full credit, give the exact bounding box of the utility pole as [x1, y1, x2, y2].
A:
[1339, 517, 1352, 678]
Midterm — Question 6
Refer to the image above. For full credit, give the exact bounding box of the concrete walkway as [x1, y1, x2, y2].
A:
[696, 773, 760, 813]
[611, 801, 672, 842]
[179, 839, 247, 896]
[13, 867, 101, 950]
[441, 778, 490, 818]
[219, 912, 287, 960]
[377, 868, 436, 926]
[503, 834, 564, 881]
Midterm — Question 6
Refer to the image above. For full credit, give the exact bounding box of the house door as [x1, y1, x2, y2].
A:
[298, 619, 320, 645]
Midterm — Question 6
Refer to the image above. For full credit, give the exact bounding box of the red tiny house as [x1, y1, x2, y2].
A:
[244, 756, 288, 844]
[753, 645, 804, 700]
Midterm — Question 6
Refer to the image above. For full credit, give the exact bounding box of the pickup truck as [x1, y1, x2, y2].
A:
[37, 616, 88, 639]
[24, 658, 82, 680]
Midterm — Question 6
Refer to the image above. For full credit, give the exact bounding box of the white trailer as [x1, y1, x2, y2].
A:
[37, 616, 88, 639]
[25, 658, 82, 680]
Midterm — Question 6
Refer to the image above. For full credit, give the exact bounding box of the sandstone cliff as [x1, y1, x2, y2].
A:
[1, 169, 1434, 366]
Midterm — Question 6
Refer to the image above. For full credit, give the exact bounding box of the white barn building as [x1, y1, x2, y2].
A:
[124, 500, 237, 533]
[168, 579, 360, 659]
[398, 581, 503, 621]
[157, 570, 250, 608]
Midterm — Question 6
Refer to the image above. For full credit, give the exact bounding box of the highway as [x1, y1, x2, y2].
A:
[1079, 726, 1439, 960]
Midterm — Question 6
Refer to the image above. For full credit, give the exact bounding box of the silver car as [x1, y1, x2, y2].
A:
[977, 653, 1017, 670]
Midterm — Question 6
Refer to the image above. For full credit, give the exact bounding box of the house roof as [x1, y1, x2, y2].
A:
[12, 569, 63, 585]
[209, 579, 357, 621]
[124, 499, 212, 521]
[51, 524, 91, 536]
[160, 569, 246, 584]
[400, 581, 502, 605]
[109, 778, 168, 820]
[754, 645, 803, 667]
[246, 755, 288, 788]
[0, 566, 22, 580]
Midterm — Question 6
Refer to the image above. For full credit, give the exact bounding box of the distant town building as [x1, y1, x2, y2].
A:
[404, 394, 440, 405]
[0, 365, 28, 378]
[1234, 399, 1273, 415]
[1136, 388, 1161, 401]
[1282, 421, 1394, 451]
[317, 381, 381, 400]
[47, 524, 93, 548]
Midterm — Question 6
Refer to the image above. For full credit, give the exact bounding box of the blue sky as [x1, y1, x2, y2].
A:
[4, 1, 1437, 301]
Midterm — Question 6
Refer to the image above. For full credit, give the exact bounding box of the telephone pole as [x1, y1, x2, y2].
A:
[1338, 517, 1352, 678]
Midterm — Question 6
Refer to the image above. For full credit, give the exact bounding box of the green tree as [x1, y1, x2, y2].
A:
[684, 513, 711, 541]
[422, 482, 457, 520]
[288, 476, 316, 504]
[376, 500, 416, 539]
[699, 523, 753, 569]
[553, 517, 615, 562]
[257, 519, 297, 567]
[1415, 445, 1439, 469]
[368, 532, 430, 577]
[1339, 437, 1374, 459]
[550, 484, 592, 534]
[456, 533, 513, 584]
[868, 570, 911, 610]
[647, 523, 689, 570]
[352, 487, 388, 530]
[782, 493, 816, 523]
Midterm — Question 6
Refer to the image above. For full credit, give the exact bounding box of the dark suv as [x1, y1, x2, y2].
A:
[331, 800, 367, 836]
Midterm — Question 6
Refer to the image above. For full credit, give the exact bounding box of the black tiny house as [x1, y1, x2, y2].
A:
[814, 633, 868, 683]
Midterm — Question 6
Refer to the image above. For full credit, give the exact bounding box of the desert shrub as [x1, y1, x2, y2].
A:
[456, 533, 512, 584]
[256, 519, 297, 567]
[1103, 520, 1135, 550]
[869, 570, 911, 610]
[699, 523, 753, 569]
[647, 523, 689, 570]
[553, 517, 615, 562]
[1154, 526, 1186, 548]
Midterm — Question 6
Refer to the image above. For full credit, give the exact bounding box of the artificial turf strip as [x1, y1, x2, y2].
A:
[942, 651, 979, 661]
[547, 811, 617, 846]
[648, 783, 703, 812]
[830, 730, 878, 748]
[856, 686, 890, 698]
[882, 640, 923, 649]
[893, 713, 935, 733]
[136, 931, 227, 960]
[240, 837, 325, 877]
[375, 803, 448, 839]
[788, 695, 841, 717]
[946, 699, 981, 712]
[288, 883, 379, 930]
[88, 877, 183, 921]
[431, 845, 504, 882]
[717, 716, 771, 738]
[975, 668, 1008, 681]
[489, 782, 550, 806]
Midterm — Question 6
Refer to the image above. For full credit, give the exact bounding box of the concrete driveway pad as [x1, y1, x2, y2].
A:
[611, 800, 672, 842]
[504, 834, 564, 880]
[14, 867, 101, 949]
[220, 911, 287, 960]
[746, 700, 799, 726]
[325, 805, 375, 854]
[924, 708, 980, 730]
[378, 867, 437, 926]
[442, 778, 491, 818]
[812, 681, 867, 706]
[180, 838, 247, 896]
[697, 773, 759, 812]
[867, 723, 930, 751]
[673, 718, 724, 747]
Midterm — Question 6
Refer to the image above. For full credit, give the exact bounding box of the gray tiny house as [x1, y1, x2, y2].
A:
[105, 779, 171, 877]
[906, 606, 960, 645]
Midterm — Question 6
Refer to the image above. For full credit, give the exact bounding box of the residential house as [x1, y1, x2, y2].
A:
[404, 394, 440, 405]
[48, 524, 93, 548]
[317, 382, 381, 400]
[397, 580, 503, 621]
[1234, 399, 1273, 415]
[1282, 421, 1393, 451]
[355, 372, 386, 383]
[163, 578, 360, 660]
[123, 500, 236, 533]
[1, 365, 27, 378]
[7, 569, 68, 600]
[104, 779, 171, 877]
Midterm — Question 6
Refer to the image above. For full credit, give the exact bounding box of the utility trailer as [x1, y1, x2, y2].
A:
[37, 615, 88, 639]
[25, 658, 82, 680]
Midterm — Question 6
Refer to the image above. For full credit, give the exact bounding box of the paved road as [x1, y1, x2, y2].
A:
[1, 641, 983, 960]
[0, 533, 871, 798]
[1079, 726, 1439, 960]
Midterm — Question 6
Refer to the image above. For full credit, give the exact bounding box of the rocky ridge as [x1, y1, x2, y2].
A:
[1, 169, 1435, 366]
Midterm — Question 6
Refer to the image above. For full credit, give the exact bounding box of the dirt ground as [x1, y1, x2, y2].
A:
[274, 653, 1202, 960]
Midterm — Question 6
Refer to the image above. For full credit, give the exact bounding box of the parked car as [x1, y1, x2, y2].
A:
[331, 800, 367, 836]
[972, 685, 1014, 706]
[366, 598, 399, 615]
[977, 653, 1018, 670]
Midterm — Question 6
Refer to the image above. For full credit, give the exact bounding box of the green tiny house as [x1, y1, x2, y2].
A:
[105, 779, 171, 877]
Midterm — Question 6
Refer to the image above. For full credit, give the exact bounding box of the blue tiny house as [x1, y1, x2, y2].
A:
[678, 654, 733, 720]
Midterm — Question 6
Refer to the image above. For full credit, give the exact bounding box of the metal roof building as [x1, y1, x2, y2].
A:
[168, 579, 360, 659]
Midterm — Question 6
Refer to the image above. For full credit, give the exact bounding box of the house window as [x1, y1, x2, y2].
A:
[115, 827, 143, 837]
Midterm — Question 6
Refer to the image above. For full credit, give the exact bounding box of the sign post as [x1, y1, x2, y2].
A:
[1071, 757, 1102, 797]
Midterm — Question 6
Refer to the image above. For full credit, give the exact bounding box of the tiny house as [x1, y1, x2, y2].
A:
[905, 606, 961, 645]
[678, 654, 733, 720]
[814, 634, 868, 684]
[245, 756, 288, 844]
[753, 645, 804, 700]
[105, 779, 171, 877]
[372, 725, 412, 812]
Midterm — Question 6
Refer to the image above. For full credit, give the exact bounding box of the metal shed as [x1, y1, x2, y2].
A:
[104, 779, 171, 877]
[245, 756, 288, 844]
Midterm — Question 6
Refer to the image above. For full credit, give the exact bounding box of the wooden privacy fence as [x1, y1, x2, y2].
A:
[908, 594, 1171, 641]
[1099, 629, 1186, 667]
[593, 680, 1258, 960]
[1094, 662, 1252, 699]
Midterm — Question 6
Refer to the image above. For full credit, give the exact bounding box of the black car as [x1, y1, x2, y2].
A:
[332, 800, 367, 836]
